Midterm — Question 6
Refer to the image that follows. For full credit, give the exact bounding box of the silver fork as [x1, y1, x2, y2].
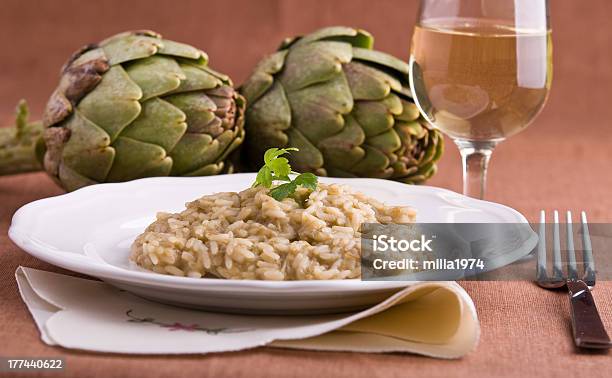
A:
[537, 210, 611, 349]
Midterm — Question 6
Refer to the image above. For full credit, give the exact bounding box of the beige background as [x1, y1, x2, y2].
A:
[0, 1, 611, 377]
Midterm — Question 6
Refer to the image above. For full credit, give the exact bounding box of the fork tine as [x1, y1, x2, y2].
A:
[537, 210, 548, 281]
[566, 211, 578, 279]
[552, 210, 564, 279]
[581, 211, 596, 286]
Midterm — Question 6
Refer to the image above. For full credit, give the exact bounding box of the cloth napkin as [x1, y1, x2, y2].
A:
[15, 267, 480, 359]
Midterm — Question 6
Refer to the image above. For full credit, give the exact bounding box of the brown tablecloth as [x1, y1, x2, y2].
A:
[1, 0, 612, 376]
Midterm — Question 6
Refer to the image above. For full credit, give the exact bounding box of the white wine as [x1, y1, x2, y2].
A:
[410, 18, 552, 141]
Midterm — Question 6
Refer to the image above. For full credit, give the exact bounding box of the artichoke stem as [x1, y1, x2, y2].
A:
[0, 125, 44, 175]
[0, 100, 45, 176]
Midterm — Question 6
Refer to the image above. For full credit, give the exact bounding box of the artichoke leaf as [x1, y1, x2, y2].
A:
[174, 61, 231, 85]
[366, 128, 402, 154]
[43, 48, 111, 128]
[240, 51, 287, 103]
[288, 73, 353, 141]
[170, 64, 221, 93]
[77, 65, 142, 142]
[125, 56, 185, 101]
[136, 159, 177, 178]
[318, 115, 366, 171]
[350, 145, 392, 177]
[184, 162, 224, 176]
[208, 129, 237, 163]
[207, 86, 238, 124]
[169, 133, 219, 175]
[396, 100, 421, 122]
[171, 126, 244, 176]
[391, 162, 419, 177]
[70, 47, 107, 68]
[421, 135, 439, 163]
[241, 71, 273, 104]
[120, 98, 187, 152]
[280, 41, 352, 92]
[164, 92, 217, 134]
[173, 62, 232, 85]
[352, 48, 410, 76]
[158, 39, 207, 63]
[106, 137, 172, 181]
[58, 164, 98, 192]
[290, 26, 373, 49]
[100, 34, 162, 65]
[60, 111, 115, 182]
[201, 66, 232, 86]
[243, 81, 290, 166]
[213, 127, 245, 164]
[353, 48, 413, 97]
[344, 62, 402, 100]
[325, 166, 358, 178]
[186, 128, 242, 175]
[286, 128, 325, 174]
[353, 95, 402, 137]
[381, 93, 404, 114]
[432, 133, 444, 161]
[401, 175, 426, 184]
[245, 82, 291, 132]
[396, 120, 425, 138]
[416, 161, 436, 176]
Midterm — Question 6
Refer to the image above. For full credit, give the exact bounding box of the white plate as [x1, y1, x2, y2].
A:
[9, 174, 535, 314]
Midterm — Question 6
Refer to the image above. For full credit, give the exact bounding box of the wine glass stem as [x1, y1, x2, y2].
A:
[455, 140, 498, 199]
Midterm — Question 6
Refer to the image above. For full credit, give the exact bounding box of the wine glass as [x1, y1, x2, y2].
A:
[409, 0, 552, 199]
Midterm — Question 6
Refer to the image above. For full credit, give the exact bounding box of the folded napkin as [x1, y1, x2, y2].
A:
[16, 267, 479, 358]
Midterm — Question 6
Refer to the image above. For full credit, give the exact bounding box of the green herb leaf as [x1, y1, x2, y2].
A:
[293, 173, 318, 190]
[272, 174, 292, 182]
[254, 166, 272, 188]
[263, 147, 297, 166]
[263, 148, 280, 165]
[269, 182, 297, 201]
[268, 157, 291, 177]
[253, 147, 319, 201]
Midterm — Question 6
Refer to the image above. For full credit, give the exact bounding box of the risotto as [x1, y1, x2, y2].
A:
[130, 183, 416, 280]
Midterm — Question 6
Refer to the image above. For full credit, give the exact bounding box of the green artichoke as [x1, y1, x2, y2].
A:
[1, 30, 245, 191]
[240, 26, 443, 184]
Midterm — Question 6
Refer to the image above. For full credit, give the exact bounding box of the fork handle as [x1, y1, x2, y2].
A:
[566, 279, 612, 349]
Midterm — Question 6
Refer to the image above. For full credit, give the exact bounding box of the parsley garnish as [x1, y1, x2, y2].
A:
[253, 148, 318, 201]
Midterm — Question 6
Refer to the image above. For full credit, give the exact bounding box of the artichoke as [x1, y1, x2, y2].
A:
[240, 26, 443, 184]
[0, 30, 245, 191]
